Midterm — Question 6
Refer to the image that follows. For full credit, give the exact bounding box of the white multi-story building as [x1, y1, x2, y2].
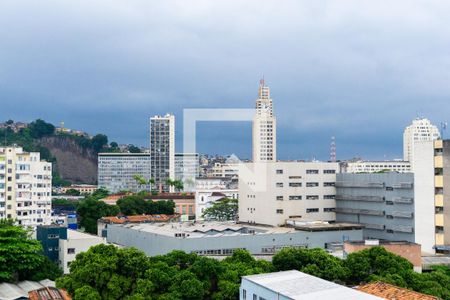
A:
[58, 229, 105, 274]
[195, 177, 238, 220]
[403, 118, 440, 165]
[0, 147, 52, 227]
[343, 160, 411, 173]
[239, 161, 339, 226]
[175, 153, 199, 192]
[252, 79, 277, 162]
[98, 153, 151, 193]
[150, 114, 175, 192]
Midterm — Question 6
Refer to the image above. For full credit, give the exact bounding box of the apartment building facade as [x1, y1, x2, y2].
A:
[98, 153, 151, 193]
[150, 114, 175, 192]
[238, 161, 339, 226]
[434, 139, 450, 253]
[0, 147, 52, 226]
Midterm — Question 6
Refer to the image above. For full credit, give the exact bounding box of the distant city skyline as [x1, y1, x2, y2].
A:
[1, 1, 450, 160]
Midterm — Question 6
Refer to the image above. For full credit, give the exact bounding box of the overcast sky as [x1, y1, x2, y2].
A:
[1, 1, 449, 160]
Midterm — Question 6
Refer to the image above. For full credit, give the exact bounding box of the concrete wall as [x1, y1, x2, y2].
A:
[106, 224, 362, 256]
[412, 141, 436, 254]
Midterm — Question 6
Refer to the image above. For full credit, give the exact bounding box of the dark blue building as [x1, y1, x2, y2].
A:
[36, 225, 68, 262]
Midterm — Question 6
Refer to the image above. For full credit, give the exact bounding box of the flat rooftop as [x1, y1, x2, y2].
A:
[111, 221, 361, 239]
[67, 229, 103, 240]
[287, 221, 364, 232]
[243, 270, 382, 300]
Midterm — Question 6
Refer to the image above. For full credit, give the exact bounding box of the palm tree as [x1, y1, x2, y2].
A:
[133, 175, 155, 192]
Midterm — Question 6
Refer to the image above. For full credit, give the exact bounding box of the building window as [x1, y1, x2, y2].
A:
[306, 182, 319, 187]
[289, 195, 302, 200]
[276, 182, 283, 187]
[386, 201, 394, 205]
[323, 170, 336, 174]
[276, 209, 284, 214]
[243, 289, 246, 300]
[324, 208, 335, 212]
[289, 182, 302, 187]
[306, 208, 319, 213]
[276, 196, 284, 201]
[253, 294, 257, 300]
[276, 169, 283, 174]
[306, 169, 319, 174]
[323, 195, 335, 200]
[306, 195, 319, 200]
[67, 248, 76, 254]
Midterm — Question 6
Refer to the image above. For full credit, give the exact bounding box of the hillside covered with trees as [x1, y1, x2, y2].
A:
[0, 119, 137, 185]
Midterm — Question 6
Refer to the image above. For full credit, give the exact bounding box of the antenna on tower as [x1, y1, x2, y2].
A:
[440, 122, 447, 139]
[330, 136, 336, 162]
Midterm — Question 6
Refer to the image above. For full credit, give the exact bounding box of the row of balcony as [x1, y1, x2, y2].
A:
[336, 195, 413, 204]
[336, 207, 414, 218]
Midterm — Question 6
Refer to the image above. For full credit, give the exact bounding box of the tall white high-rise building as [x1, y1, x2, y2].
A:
[0, 147, 52, 226]
[403, 118, 440, 164]
[252, 79, 277, 162]
[150, 114, 175, 192]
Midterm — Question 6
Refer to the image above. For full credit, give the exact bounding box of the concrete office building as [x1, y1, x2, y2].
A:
[174, 153, 199, 192]
[195, 177, 238, 220]
[342, 160, 411, 173]
[0, 147, 52, 227]
[403, 118, 440, 166]
[105, 221, 363, 257]
[240, 271, 381, 300]
[335, 171, 435, 254]
[98, 153, 151, 193]
[252, 79, 276, 162]
[239, 161, 339, 227]
[150, 114, 175, 192]
[434, 139, 450, 253]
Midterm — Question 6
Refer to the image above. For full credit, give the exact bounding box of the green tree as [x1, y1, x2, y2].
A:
[165, 179, 184, 192]
[65, 188, 81, 196]
[91, 134, 108, 153]
[344, 246, 412, 285]
[117, 196, 147, 215]
[128, 145, 141, 153]
[76, 197, 119, 234]
[29, 256, 63, 281]
[272, 247, 347, 282]
[0, 219, 44, 282]
[202, 198, 238, 221]
[28, 119, 55, 138]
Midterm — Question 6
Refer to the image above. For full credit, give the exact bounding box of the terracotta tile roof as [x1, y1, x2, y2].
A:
[28, 287, 71, 300]
[100, 214, 179, 224]
[357, 282, 440, 300]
